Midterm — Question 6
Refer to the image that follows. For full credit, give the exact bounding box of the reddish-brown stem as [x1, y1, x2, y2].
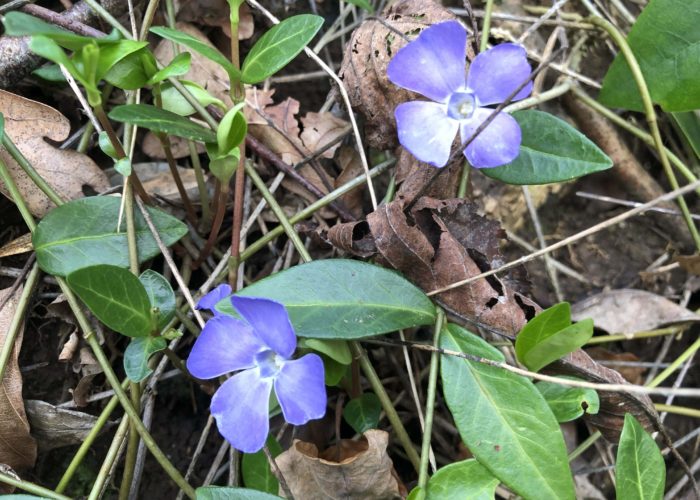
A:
[194, 181, 226, 269]
[158, 133, 198, 226]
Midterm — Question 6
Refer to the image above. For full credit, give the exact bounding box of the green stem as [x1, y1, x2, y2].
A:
[457, 161, 470, 199]
[647, 335, 700, 388]
[585, 326, 683, 345]
[350, 341, 421, 473]
[0, 473, 72, 500]
[83, 0, 133, 39]
[589, 16, 700, 250]
[139, 0, 162, 40]
[245, 162, 312, 263]
[190, 140, 212, 228]
[89, 415, 131, 500]
[119, 381, 141, 500]
[0, 156, 36, 231]
[417, 308, 444, 490]
[568, 430, 601, 462]
[654, 403, 700, 419]
[480, 0, 495, 52]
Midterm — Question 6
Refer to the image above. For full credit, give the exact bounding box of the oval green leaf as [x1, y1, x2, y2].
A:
[440, 323, 575, 500]
[536, 379, 600, 423]
[299, 338, 352, 364]
[216, 259, 436, 339]
[124, 336, 167, 381]
[139, 270, 176, 329]
[616, 414, 666, 500]
[160, 80, 225, 116]
[343, 393, 382, 435]
[242, 436, 281, 494]
[196, 487, 281, 500]
[241, 15, 324, 84]
[67, 264, 153, 337]
[148, 51, 192, 85]
[109, 104, 217, 142]
[33, 197, 187, 277]
[425, 459, 499, 500]
[482, 110, 613, 185]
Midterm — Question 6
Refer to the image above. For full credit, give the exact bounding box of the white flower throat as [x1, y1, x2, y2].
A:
[447, 91, 477, 120]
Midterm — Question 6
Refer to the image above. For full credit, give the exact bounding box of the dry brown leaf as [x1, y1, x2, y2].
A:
[326, 221, 376, 258]
[249, 97, 304, 165]
[110, 162, 204, 202]
[587, 348, 645, 385]
[300, 112, 350, 159]
[394, 148, 462, 206]
[335, 146, 365, 218]
[178, 0, 254, 39]
[676, 254, 700, 275]
[0, 233, 32, 258]
[275, 430, 402, 499]
[0, 90, 110, 217]
[142, 133, 205, 160]
[0, 285, 37, 472]
[58, 331, 79, 363]
[571, 289, 700, 335]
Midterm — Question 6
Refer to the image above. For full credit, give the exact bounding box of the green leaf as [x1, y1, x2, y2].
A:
[441, 323, 575, 500]
[33, 197, 187, 277]
[344, 0, 375, 12]
[160, 80, 226, 116]
[217, 259, 436, 339]
[599, 0, 700, 112]
[148, 52, 192, 85]
[241, 15, 324, 84]
[321, 354, 347, 385]
[425, 459, 499, 500]
[195, 487, 281, 500]
[66, 264, 153, 337]
[536, 379, 600, 422]
[616, 414, 666, 500]
[3, 12, 91, 50]
[98, 131, 118, 160]
[0, 113, 4, 142]
[343, 393, 382, 434]
[114, 158, 132, 176]
[515, 302, 594, 372]
[104, 49, 150, 90]
[33, 64, 67, 82]
[482, 111, 613, 185]
[109, 104, 216, 142]
[93, 40, 149, 81]
[299, 339, 352, 364]
[217, 103, 247, 153]
[124, 336, 167, 381]
[673, 111, 700, 159]
[242, 436, 281, 494]
[139, 270, 176, 329]
[150, 26, 240, 81]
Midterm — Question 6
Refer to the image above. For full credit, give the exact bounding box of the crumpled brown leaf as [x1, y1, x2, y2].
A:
[275, 430, 402, 499]
[110, 162, 204, 202]
[0, 233, 32, 258]
[338, 0, 456, 150]
[571, 289, 700, 335]
[0, 90, 110, 217]
[177, 0, 254, 40]
[0, 285, 37, 472]
[300, 112, 350, 159]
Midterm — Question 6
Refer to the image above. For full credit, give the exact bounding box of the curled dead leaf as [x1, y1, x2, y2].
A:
[0, 233, 32, 258]
[275, 429, 402, 499]
[299, 112, 350, 159]
[0, 90, 110, 217]
[326, 221, 376, 258]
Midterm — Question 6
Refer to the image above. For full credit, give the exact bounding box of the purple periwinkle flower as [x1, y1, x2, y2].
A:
[187, 292, 327, 453]
[387, 20, 533, 168]
[196, 283, 232, 316]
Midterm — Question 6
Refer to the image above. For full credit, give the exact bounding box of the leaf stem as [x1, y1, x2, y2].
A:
[0, 473, 71, 500]
[479, 0, 495, 52]
[417, 308, 444, 490]
[647, 335, 700, 389]
[88, 416, 131, 500]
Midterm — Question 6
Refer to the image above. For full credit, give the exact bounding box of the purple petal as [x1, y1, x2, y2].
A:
[467, 43, 532, 106]
[186, 315, 266, 379]
[460, 108, 522, 168]
[231, 296, 296, 358]
[396, 101, 459, 168]
[387, 20, 467, 102]
[274, 354, 326, 425]
[211, 368, 273, 453]
[196, 284, 232, 315]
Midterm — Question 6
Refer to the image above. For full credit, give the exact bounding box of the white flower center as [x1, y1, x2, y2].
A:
[255, 349, 284, 378]
[447, 91, 477, 120]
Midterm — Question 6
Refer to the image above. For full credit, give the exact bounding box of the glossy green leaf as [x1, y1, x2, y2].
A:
[109, 104, 216, 142]
[114, 158, 132, 176]
[406, 487, 424, 500]
[195, 487, 281, 500]
[616, 414, 665, 500]
[217, 260, 436, 339]
[599, 0, 700, 112]
[241, 15, 324, 84]
[98, 131, 118, 160]
[483, 111, 613, 185]
[515, 302, 593, 372]
[28, 36, 79, 81]
[217, 103, 247, 153]
[300, 338, 352, 364]
[33, 197, 187, 277]
[124, 336, 167, 381]
[536, 379, 600, 422]
[344, 0, 375, 12]
[242, 436, 281, 494]
[93, 40, 149, 81]
[139, 270, 176, 329]
[67, 265, 153, 337]
[104, 50, 150, 90]
[33, 64, 67, 82]
[673, 111, 700, 159]
[150, 27, 240, 81]
[322, 354, 347, 385]
[425, 459, 499, 500]
[160, 80, 226, 116]
[148, 52, 192, 85]
[343, 393, 382, 434]
[441, 323, 575, 500]
[3, 12, 90, 50]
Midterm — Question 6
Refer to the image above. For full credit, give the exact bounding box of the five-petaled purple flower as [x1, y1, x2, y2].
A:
[188, 285, 327, 453]
[387, 20, 532, 168]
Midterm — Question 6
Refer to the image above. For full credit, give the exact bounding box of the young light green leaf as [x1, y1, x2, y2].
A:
[343, 393, 382, 434]
[195, 487, 281, 500]
[217, 103, 247, 153]
[241, 15, 324, 84]
[33, 64, 67, 82]
[536, 379, 600, 422]
[124, 336, 167, 382]
[160, 80, 226, 116]
[483, 111, 613, 185]
[344, 0, 375, 12]
[114, 158, 132, 176]
[148, 52, 192, 85]
[33, 197, 187, 277]
[150, 26, 240, 81]
[515, 302, 593, 372]
[217, 259, 436, 339]
[104, 49, 151, 90]
[242, 436, 281, 494]
[94, 40, 149, 81]
[425, 459, 499, 500]
[3, 12, 91, 50]
[109, 104, 217, 142]
[98, 131, 118, 160]
[599, 0, 700, 112]
[616, 414, 666, 500]
[299, 338, 352, 364]
[67, 264, 153, 337]
[139, 270, 176, 329]
[441, 323, 575, 500]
